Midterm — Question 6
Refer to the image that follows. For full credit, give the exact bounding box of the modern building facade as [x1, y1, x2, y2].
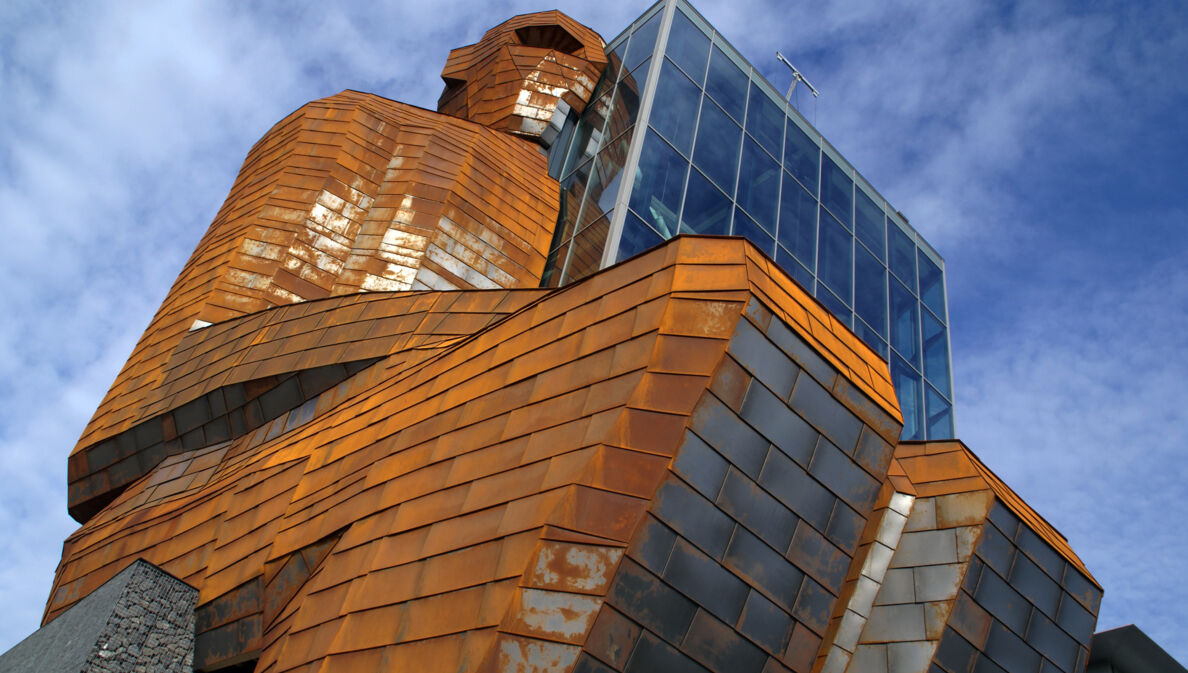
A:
[0, 3, 1144, 673]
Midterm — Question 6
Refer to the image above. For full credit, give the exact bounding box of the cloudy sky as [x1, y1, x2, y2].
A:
[1, 0, 1185, 661]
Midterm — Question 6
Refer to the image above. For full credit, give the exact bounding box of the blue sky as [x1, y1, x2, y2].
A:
[1, 0, 1185, 661]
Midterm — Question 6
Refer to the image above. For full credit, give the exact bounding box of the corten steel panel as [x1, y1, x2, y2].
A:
[69, 12, 609, 521]
[46, 236, 901, 673]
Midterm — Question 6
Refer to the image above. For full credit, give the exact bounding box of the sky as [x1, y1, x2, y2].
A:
[1, 0, 1185, 662]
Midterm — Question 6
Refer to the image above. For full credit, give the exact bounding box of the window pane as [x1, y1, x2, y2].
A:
[918, 249, 946, 321]
[681, 169, 732, 235]
[892, 354, 923, 441]
[855, 319, 888, 360]
[926, 385, 954, 439]
[816, 283, 852, 327]
[820, 154, 853, 230]
[888, 223, 917, 290]
[703, 44, 747, 121]
[817, 206, 852, 305]
[650, 60, 701, 156]
[736, 136, 779, 234]
[666, 10, 710, 84]
[855, 188, 885, 260]
[606, 71, 644, 142]
[784, 122, 819, 195]
[775, 246, 814, 290]
[854, 244, 887, 338]
[922, 309, 951, 398]
[889, 278, 920, 368]
[624, 11, 661, 73]
[629, 130, 687, 238]
[733, 207, 774, 256]
[562, 75, 616, 176]
[746, 84, 784, 159]
[617, 210, 666, 263]
[691, 96, 742, 193]
[586, 140, 629, 221]
[563, 214, 611, 283]
[555, 156, 593, 245]
[778, 174, 816, 270]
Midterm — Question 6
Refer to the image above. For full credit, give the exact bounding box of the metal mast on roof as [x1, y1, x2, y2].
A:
[776, 52, 819, 124]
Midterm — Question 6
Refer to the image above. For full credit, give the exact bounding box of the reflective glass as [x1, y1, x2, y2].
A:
[817, 206, 852, 305]
[563, 214, 611, 283]
[926, 385, 954, 439]
[629, 130, 688, 238]
[650, 59, 702, 156]
[855, 319, 889, 360]
[820, 154, 853, 229]
[691, 96, 741, 193]
[617, 210, 667, 263]
[681, 168, 732, 235]
[784, 122, 819, 195]
[666, 9, 710, 84]
[736, 136, 779, 233]
[703, 45, 748, 121]
[746, 84, 784, 159]
[889, 277, 920, 367]
[562, 75, 616, 177]
[855, 188, 885, 260]
[733, 207, 774, 256]
[584, 141, 629, 224]
[922, 309, 951, 398]
[547, 107, 579, 179]
[891, 353, 923, 441]
[606, 70, 645, 142]
[888, 223, 917, 290]
[541, 238, 569, 288]
[778, 174, 816, 270]
[854, 244, 887, 338]
[554, 157, 594, 244]
[624, 11, 661, 73]
[816, 284, 852, 326]
[775, 246, 814, 290]
[918, 249, 946, 321]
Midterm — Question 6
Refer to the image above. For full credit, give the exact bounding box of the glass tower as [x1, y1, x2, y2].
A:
[543, 0, 955, 441]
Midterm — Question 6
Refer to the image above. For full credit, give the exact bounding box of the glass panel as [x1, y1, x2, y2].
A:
[583, 140, 630, 225]
[778, 174, 816, 271]
[623, 11, 661, 74]
[816, 284, 852, 326]
[606, 70, 645, 143]
[854, 244, 887, 338]
[746, 84, 784, 159]
[918, 249, 946, 321]
[854, 188, 885, 260]
[891, 353, 923, 441]
[617, 210, 667, 263]
[546, 107, 579, 179]
[922, 309, 951, 398]
[650, 59, 702, 156]
[554, 157, 594, 245]
[925, 386, 954, 439]
[775, 246, 814, 290]
[736, 136, 779, 234]
[854, 319, 889, 360]
[889, 278, 920, 368]
[629, 130, 687, 238]
[562, 74, 616, 177]
[703, 44, 747, 121]
[563, 214, 611, 284]
[542, 237, 571, 288]
[733, 207, 774, 256]
[666, 9, 710, 85]
[681, 169, 732, 235]
[817, 206, 852, 305]
[784, 121, 819, 195]
[820, 154, 853, 230]
[888, 223, 917, 290]
[691, 96, 742, 193]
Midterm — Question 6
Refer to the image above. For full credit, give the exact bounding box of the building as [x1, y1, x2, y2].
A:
[0, 2, 1139, 673]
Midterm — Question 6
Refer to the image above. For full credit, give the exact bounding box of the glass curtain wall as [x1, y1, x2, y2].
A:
[544, 0, 954, 442]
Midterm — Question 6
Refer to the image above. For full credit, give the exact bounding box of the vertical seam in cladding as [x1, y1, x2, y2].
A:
[600, 0, 679, 270]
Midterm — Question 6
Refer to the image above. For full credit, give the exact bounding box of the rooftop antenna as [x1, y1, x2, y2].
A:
[776, 52, 819, 123]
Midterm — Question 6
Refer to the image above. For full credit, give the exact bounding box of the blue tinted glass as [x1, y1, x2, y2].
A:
[736, 136, 779, 234]
[926, 385, 954, 439]
[555, 157, 593, 244]
[816, 284, 852, 326]
[562, 75, 616, 176]
[854, 189, 885, 260]
[784, 122, 819, 195]
[624, 12, 661, 73]
[817, 207, 852, 304]
[855, 319, 889, 360]
[775, 246, 814, 290]
[681, 169, 732, 235]
[746, 85, 784, 158]
[666, 10, 710, 84]
[733, 207, 774, 256]
[922, 309, 951, 398]
[629, 130, 687, 238]
[889, 278, 920, 367]
[691, 97, 741, 193]
[820, 154, 853, 229]
[586, 141, 629, 219]
[617, 210, 666, 263]
[892, 353, 923, 440]
[607, 69, 645, 142]
[651, 59, 702, 155]
[778, 174, 816, 270]
[918, 250, 946, 321]
[854, 245, 887, 338]
[888, 223, 917, 290]
[703, 45, 747, 121]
